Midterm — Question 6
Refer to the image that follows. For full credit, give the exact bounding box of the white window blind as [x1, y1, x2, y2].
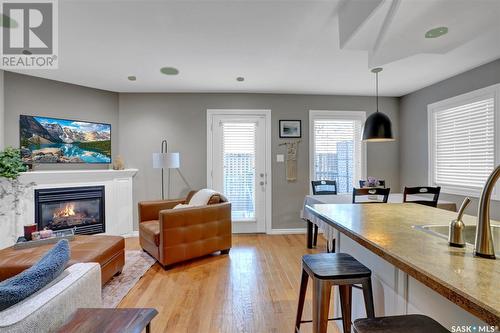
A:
[311, 112, 364, 193]
[429, 94, 496, 195]
[222, 122, 256, 220]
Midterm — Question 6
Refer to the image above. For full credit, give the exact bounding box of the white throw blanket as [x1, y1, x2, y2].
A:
[173, 189, 219, 209]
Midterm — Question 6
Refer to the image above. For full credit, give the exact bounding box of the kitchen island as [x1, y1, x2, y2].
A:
[305, 203, 500, 329]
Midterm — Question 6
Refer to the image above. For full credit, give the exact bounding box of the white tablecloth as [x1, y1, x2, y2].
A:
[300, 193, 457, 242]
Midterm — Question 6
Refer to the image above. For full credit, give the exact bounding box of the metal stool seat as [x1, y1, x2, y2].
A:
[295, 253, 375, 333]
[353, 314, 450, 333]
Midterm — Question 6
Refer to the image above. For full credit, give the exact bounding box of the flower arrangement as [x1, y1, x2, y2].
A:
[366, 176, 379, 187]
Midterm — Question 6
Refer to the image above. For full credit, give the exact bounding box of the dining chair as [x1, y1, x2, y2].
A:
[310, 180, 338, 250]
[403, 186, 441, 207]
[311, 180, 338, 195]
[352, 188, 391, 204]
[359, 179, 386, 188]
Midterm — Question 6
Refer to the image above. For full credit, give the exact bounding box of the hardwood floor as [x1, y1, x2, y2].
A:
[121, 234, 341, 333]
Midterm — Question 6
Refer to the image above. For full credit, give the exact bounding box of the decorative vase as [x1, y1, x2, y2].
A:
[24, 224, 37, 241]
[113, 155, 125, 170]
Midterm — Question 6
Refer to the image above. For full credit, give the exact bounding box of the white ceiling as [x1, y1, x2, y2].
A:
[10, 0, 500, 96]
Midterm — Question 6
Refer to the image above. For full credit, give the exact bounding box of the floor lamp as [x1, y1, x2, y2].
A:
[152, 140, 180, 200]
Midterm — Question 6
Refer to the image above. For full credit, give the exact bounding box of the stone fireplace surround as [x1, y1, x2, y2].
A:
[0, 169, 137, 249]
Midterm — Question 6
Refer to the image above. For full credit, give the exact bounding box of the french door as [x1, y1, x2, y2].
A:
[208, 111, 269, 233]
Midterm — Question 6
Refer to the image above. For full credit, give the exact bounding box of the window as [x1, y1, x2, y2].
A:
[309, 110, 366, 194]
[222, 122, 256, 220]
[428, 84, 500, 197]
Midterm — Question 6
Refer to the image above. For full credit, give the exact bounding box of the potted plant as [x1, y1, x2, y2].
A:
[0, 147, 35, 242]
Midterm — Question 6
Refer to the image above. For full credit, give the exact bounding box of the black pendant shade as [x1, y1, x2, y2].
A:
[362, 67, 395, 142]
[362, 111, 394, 142]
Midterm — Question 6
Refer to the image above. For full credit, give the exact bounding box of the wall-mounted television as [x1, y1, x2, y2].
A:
[20, 115, 111, 164]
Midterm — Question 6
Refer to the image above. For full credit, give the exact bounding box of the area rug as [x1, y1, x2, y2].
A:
[101, 250, 156, 308]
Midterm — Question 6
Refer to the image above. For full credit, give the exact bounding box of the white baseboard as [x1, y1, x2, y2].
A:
[123, 229, 313, 237]
[268, 228, 307, 235]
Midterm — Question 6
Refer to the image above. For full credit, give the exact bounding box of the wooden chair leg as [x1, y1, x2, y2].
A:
[295, 269, 309, 332]
[313, 225, 319, 247]
[312, 279, 331, 333]
[339, 285, 352, 333]
[361, 278, 375, 318]
[307, 220, 313, 249]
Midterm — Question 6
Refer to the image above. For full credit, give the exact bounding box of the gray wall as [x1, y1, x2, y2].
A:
[2, 72, 400, 230]
[4, 72, 119, 170]
[119, 93, 400, 229]
[400, 58, 500, 218]
[0, 70, 4, 150]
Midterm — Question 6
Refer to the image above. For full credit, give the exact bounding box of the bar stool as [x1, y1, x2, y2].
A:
[295, 253, 375, 333]
[353, 314, 450, 333]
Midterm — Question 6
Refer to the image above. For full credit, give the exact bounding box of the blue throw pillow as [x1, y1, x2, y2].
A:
[0, 239, 71, 311]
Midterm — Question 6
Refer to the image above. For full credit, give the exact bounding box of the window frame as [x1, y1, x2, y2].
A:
[309, 110, 367, 195]
[427, 84, 500, 198]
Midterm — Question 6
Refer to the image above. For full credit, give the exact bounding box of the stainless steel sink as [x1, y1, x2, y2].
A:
[415, 224, 500, 255]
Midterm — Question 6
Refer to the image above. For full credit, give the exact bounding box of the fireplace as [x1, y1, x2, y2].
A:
[34, 186, 105, 235]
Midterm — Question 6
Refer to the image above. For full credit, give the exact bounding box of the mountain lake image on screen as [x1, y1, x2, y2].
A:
[20, 115, 112, 164]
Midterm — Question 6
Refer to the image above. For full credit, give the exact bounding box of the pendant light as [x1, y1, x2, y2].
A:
[362, 68, 395, 142]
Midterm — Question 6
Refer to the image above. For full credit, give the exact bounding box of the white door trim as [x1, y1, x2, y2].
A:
[207, 109, 272, 234]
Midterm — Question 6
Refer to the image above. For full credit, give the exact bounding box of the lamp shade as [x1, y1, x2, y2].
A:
[152, 152, 180, 169]
[362, 112, 394, 142]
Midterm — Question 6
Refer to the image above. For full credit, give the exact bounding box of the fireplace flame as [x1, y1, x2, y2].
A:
[53, 202, 76, 218]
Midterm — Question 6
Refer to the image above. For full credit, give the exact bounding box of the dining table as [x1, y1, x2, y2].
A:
[300, 193, 458, 249]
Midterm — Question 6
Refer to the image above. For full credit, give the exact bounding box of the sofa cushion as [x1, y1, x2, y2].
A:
[0, 239, 70, 311]
[140, 220, 160, 246]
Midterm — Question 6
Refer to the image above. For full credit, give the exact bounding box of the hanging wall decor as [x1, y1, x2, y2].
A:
[279, 120, 301, 138]
[279, 140, 301, 181]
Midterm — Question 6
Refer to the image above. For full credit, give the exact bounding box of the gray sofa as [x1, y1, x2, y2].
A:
[0, 263, 101, 333]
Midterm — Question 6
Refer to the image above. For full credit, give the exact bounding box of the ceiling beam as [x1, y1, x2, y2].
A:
[338, 0, 384, 49]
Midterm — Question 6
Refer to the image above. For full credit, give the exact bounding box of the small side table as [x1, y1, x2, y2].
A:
[57, 308, 158, 333]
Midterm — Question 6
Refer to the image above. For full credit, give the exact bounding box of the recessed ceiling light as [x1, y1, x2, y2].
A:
[236, 77, 245, 82]
[160, 67, 179, 75]
[425, 27, 448, 39]
[128, 76, 136, 81]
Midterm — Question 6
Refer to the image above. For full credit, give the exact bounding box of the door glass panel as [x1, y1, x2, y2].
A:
[222, 122, 256, 220]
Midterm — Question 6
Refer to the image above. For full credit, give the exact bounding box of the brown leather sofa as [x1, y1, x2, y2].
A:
[138, 191, 232, 268]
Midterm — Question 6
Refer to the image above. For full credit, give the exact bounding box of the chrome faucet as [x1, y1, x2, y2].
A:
[475, 164, 499, 259]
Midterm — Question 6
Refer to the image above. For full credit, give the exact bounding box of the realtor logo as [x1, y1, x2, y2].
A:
[1, 0, 58, 69]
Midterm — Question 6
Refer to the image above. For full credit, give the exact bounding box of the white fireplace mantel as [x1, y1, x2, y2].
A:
[19, 169, 138, 183]
[0, 169, 138, 249]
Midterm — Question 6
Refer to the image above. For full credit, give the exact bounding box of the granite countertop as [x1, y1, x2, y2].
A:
[306, 203, 500, 326]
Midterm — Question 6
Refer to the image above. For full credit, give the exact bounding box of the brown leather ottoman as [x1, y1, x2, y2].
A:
[0, 235, 125, 286]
